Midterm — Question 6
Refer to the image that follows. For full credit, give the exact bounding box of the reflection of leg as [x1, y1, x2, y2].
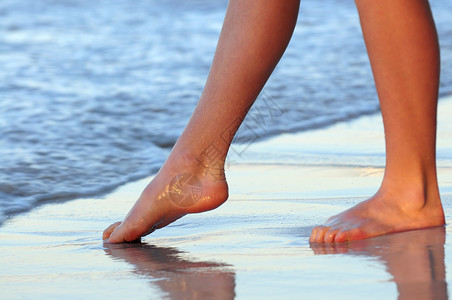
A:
[310, 0, 444, 243]
[104, 244, 236, 299]
[103, 0, 300, 243]
[383, 229, 447, 300]
[311, 228, 448, 300]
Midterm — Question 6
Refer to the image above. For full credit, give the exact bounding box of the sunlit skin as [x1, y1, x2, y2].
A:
[310, 0, 444, 243]
[103, 0, 300, 243]
[103, 0, 444, 243]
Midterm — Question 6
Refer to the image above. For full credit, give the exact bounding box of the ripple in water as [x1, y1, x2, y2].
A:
[0, 0, 451, 222]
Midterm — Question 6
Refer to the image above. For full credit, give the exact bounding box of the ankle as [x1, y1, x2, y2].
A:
[166, 145, 227, 181]
[378, 171, 441, 211]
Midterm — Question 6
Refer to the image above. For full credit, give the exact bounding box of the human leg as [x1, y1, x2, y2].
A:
[103, 0, 300, 243]
[310, 0, 444, 243]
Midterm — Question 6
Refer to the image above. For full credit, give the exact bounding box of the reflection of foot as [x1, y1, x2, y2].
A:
[311, 227, 447, 300]
[310, 187, 445, 243]
[104, 243, 236, 299]
[103, 153, 228, 243]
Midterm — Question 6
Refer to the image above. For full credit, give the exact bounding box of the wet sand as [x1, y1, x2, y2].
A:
[1, 97, 452, 299]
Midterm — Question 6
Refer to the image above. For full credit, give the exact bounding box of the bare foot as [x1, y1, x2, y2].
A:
[103, 153, 228, 243]
[309, 187, 445, 243]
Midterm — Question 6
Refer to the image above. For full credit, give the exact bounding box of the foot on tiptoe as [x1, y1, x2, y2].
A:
[103, 154, 229, 243]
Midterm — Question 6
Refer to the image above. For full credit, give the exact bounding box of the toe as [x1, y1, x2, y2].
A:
[311, 226, 329, 243]
[334, 227, 365, 243]
[333, 229, 345, 243]
[103, 221, 121, 241]
[310, 226, 323, 243]
[309, 227, 317, 243]
[324, 228, 340, 243]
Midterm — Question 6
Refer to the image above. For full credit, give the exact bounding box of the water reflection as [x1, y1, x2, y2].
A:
[311, 227, 448, 300]
[104, 243, 236, 299]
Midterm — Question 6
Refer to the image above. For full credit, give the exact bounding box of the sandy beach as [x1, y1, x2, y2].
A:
[1, 96, 452, 300]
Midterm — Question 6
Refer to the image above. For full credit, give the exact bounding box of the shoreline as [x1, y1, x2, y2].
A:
[1, 95, 452, 299]
[2, 93, 451, 226]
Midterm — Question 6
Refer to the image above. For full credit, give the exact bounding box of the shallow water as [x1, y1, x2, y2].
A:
[2, 188, 451, 299]
[2, 100, 452, 299]
[1, 0, 452, 222]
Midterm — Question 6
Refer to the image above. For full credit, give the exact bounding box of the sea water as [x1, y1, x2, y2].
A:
[1, 0, 451, 223]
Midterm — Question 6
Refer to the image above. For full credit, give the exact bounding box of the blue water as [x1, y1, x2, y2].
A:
[1, 0, 451, 223]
